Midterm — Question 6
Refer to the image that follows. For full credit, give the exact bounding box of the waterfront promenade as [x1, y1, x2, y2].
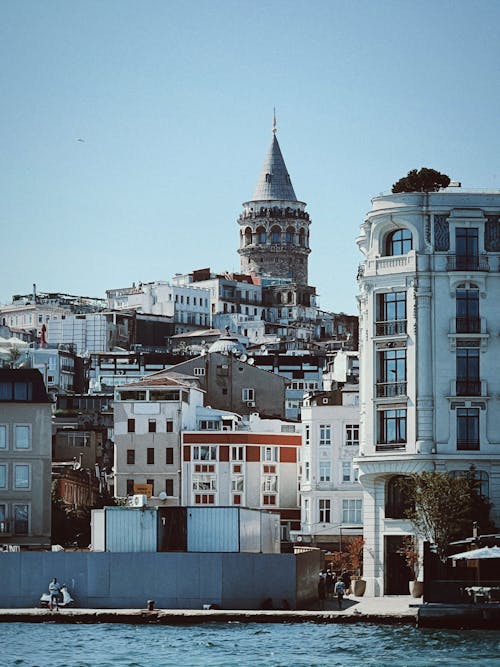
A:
[0, 595, 418, 625]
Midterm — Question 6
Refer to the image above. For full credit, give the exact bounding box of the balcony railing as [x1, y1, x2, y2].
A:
[457, 439, 480, 451]
[376, 381, 407, 398]
[375, 443, 406, 452]
[447, 255, 489, 272]
[455, 317, 481, 334]
[455, 380, 482, 397]
[375, 320, 407, 337]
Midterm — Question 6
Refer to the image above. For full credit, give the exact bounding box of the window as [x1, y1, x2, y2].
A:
[13, 505, 29, 535]
[166, 420, 174, 433]
[456, 349, 480, 395]
[165, 447, 174, 465]
[165, 479, 174, 496]
[14, 382, 33, 400]
[126, 479, 134, 495]
[342, 499, 362, 524]
[263, 495, 276, 505]
[14, 425, 30, 450]
[342, 461, 352, 483]
[126, 449, 135, 465]
[127, 419, 135, 433]
[377, 349, 407, 397]
[319, 424, 331, 446]
[262, 475, 277, 492]
[242, 388, 255, 402]
[195, 493, 215, 504]
[232, 476, 244, 491]
[385, 228, 412, 256]
[14, 464, 30, 489]
[318, 499, 331, 523]
[456, 286, 480, 333]
[271, 226, 281, 243]
[0, 464, 6, 489]
[376, 292, 407, 336]
[304, 424, 310, 445]
[200, 420, 220, 430]
[148, 419, 157, 433]
[345, 424, 359, 447]
[319, 461, 331, 482]
[147, 479, 155, 496]
[231, 446, 244, 461]
[378, 409, 407, 446]
[0, 504, 7, 532]
[457, 408, 479, 450]
[193, 445, 217, 461]
[193, 367, 205, 376]
[386, 476, 412, 518]
[304, 460, 310, 481]
[285, 228, 293, 244]
[263, 446, 278, 462]
[0, 425, 6, 449]
[456, 228, 479, 269]
[147, 448, 155, 464]
[233, 494, 241, 505]
[450, 469, 489, 498]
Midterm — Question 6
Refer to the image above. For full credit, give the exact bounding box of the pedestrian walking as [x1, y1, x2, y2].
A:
[334, 578, 345, 610]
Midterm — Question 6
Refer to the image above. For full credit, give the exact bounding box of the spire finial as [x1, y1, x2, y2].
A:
[272, 108, 277, 135]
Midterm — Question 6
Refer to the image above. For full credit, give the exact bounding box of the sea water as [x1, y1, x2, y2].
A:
[0, 622, 499, 667]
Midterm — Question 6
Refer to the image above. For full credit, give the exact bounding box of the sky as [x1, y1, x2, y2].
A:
[1, 0, 500, 315]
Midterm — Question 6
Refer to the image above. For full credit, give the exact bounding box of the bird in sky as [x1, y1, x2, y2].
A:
[76, 138, 85, 142]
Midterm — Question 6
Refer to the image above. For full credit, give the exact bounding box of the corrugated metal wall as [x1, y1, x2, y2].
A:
[187, 507, 239, 552]
[105, 508, 157, 552]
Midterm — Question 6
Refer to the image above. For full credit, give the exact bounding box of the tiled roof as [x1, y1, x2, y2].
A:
[251, 135, 297, 201]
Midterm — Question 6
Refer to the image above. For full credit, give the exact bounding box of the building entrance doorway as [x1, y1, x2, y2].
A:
[384, 535, 412, 594]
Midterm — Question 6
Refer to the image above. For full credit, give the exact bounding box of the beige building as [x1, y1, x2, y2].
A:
[0, 369, 52, 548]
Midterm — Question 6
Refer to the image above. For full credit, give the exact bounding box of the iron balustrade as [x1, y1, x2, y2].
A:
[376, 381, 407, 398]
[455, 317, 481, 333]
[375, 443, 406, 452]
[375, 319, 407, 336]
[447, 255, 489, 271]
[457, 439, 480, 451]
[456, 380, 482, 396]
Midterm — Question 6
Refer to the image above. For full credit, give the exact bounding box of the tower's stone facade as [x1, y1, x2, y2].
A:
[238, 133, 311, 285]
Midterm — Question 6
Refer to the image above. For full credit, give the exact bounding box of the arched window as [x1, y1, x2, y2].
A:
[244, 227, 252, 246]
[385, 475, 412, 518]
[271, 226, 282, 244]
[285, 227, 294, 244]
[256, 226, 267, 244]
[385, 229, 412, 256]
[298, 228, 305, 247]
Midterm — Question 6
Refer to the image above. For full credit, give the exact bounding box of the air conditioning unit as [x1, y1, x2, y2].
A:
[130, 494, 147, 507]
[247, 401, 256, 407]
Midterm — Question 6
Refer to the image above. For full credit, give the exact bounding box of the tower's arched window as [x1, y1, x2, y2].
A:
[385, 475, 413, 518]
[257, 226, 267, 244]
[385, 229, 412, 256]
[285, 227, 294, 244]
[271, 226, 282, 244]
[298, 228, 305, 247]
[265, 173, 272, 183]
[244, 227, 252, 246]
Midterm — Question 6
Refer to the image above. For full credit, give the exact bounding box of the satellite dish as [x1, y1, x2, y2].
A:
[158, 491, 167, 500]
[240, 354, 248, 362]
[248, 358, 255, 365]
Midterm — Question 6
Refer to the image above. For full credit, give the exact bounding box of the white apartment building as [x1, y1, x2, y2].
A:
[297, 388, 361, 550]
[356, 189, 500, 596]
[113, 376, 203, 501]
[106, 281, 211, 332]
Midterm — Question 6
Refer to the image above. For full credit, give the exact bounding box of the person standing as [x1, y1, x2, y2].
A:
[334, 578, 345, 610]
[48, 577, 61, 611]
[318, 574, 326, 610]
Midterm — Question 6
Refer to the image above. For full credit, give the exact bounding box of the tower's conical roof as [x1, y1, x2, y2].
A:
[251, 134, 297, 201]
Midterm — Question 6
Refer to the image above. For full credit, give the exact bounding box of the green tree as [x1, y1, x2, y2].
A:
[401, 471, 495, 561]
[392, 168, 450, 193]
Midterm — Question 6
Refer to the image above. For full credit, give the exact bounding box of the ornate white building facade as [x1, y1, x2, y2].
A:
[356, 190, 500, 596]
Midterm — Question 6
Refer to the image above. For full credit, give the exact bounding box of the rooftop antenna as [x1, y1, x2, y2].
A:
[272, 108, 277, 135]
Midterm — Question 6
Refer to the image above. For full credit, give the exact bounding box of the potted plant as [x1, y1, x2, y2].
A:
[398, 535, 423, 597]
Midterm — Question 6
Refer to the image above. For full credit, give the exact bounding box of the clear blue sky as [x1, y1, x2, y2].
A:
[2, 0, 500, 314]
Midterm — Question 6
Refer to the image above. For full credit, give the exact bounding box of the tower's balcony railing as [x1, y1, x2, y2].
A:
[363, 253, 416, 277]
[447, 255, 490, 272]
[376, 381, 407, 398]
[450, 379, 487, 397]
[375, 319, 407, 337]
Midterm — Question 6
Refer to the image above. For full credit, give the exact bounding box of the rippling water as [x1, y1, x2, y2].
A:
[1, 622, 499, 667]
